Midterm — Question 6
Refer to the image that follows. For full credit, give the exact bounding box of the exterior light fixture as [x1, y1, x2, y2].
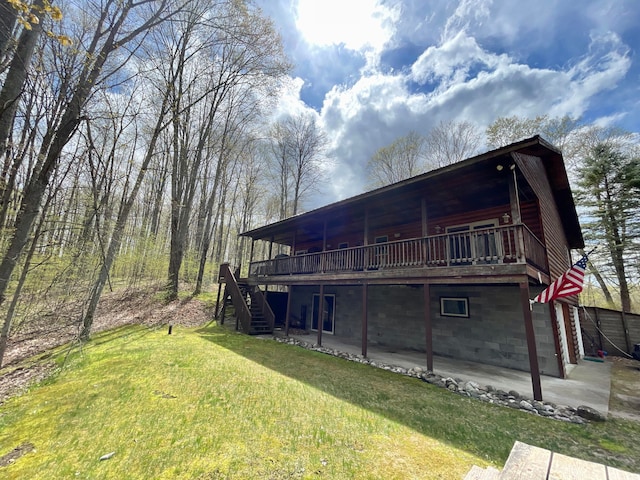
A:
[502, 213, 511, 224]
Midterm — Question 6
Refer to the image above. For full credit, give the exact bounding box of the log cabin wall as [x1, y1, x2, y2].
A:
[520, 199, 543, 240]
[513, 153, 571, 280]
[292, 201, 544, 253]
[428, 205, 513, 235]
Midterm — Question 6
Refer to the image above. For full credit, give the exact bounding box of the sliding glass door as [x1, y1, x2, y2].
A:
[311, 294, 335, 334]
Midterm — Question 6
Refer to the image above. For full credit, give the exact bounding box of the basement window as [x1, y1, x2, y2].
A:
[440, 297, 469, 318]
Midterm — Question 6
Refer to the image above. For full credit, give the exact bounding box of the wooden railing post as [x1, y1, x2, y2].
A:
[516, 225, 527, 263]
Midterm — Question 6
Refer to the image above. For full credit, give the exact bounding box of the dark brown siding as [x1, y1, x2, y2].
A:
[428, 205, 508, 235]
[521, 199, 543, 240]
[513, 153, 571, 279]
[295, 200, 546, 256]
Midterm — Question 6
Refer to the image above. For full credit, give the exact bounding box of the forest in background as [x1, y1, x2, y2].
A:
[0, 1, 638, 367]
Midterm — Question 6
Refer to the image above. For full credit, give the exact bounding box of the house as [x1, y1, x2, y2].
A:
[218, 135, 585, 401]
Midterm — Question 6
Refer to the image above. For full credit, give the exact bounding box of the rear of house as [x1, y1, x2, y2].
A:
[220, 136, 585, 400]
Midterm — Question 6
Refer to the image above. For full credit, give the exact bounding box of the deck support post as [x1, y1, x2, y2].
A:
[424, 283, 433, 371]
[285, 285, 292, 336]
[220, 286, 230, 328]
[316, 284, 324, 346]
[215, 280, 223, 320]
[520, 281, 543, 401]
[362, 283, 368, 357]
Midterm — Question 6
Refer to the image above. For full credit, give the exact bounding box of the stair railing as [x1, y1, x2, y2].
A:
[218, 263, 252, 333]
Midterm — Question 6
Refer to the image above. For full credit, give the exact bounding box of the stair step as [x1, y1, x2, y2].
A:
[464, 465, 501, 480]
[249, 328, 273, 335]
[500, 441, 550, 479]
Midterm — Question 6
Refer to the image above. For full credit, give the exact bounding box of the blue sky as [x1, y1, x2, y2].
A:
[256, 0, 640, 208]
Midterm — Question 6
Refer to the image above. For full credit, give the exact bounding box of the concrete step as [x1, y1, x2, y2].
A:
[464, 465, 501, 480]
[495, 441, 640, 480]
[499, 441, 550, 478]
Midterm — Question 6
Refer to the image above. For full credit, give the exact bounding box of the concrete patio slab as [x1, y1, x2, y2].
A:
[278, 332, 612, 414]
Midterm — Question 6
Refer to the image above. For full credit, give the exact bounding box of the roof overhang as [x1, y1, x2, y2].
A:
[241, 135, 584, 249]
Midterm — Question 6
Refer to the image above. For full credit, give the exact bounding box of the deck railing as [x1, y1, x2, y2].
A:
[219, 263, 252, 332]
[249, 224, 547, 277]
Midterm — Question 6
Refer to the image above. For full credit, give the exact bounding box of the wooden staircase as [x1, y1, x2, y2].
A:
[217, 264, 275, 335]
[239, 281, 273, 335]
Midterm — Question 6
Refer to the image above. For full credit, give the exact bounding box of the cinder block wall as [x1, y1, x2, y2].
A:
[289, 283, 560, 377]
[427, 285, 559, 377]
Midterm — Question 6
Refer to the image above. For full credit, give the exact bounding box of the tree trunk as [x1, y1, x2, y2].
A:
[0, 0, 44, 156]
[0, 188, 52, 367]
[0, 1, 18, 61]
[80, 90, 170, 339]
[581, 250, 615, 306]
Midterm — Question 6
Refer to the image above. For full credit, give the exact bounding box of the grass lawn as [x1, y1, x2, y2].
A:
[1, 324, 639, 479]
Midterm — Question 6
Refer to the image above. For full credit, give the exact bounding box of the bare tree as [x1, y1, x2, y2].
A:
[366, 130, 424, 188]
[423, 120, 482, 169]
[79, 77, 174, 340]
[0, 0, 182, 359]
[267, 113, 328, 218]
[164, 0, 289, 300]
[287, 114, 328, 216]
[485, 114, 581, 159]
[0, 0, 45, 157]
[267, 121, 291, 219]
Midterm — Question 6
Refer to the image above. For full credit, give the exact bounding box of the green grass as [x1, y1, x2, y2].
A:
[1, 325, 639, 479]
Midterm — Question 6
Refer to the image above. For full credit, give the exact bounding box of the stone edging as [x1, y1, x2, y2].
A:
[271, 336, 606, 423]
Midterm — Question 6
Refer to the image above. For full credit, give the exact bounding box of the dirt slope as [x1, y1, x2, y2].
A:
[0, 285, 213, 403]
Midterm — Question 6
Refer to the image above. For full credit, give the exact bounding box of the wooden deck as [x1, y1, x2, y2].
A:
[465, 441, 640, 479]
[248, 224, 548, 280]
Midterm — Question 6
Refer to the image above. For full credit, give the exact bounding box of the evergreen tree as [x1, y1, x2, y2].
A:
[577, 144, 640, 312]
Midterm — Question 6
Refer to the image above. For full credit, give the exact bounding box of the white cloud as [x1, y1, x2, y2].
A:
[443, 0, 492, 41]
[262, 0, 638, 209]
[270, 76, 310, 120]
[410, 31, 510, 88]
[555, 32, 631, 117]
[295, 0, 397, 52]
[309, 26, 633, 204]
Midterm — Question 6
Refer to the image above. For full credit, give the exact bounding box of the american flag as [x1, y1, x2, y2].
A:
[532, 254, 588, 303]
